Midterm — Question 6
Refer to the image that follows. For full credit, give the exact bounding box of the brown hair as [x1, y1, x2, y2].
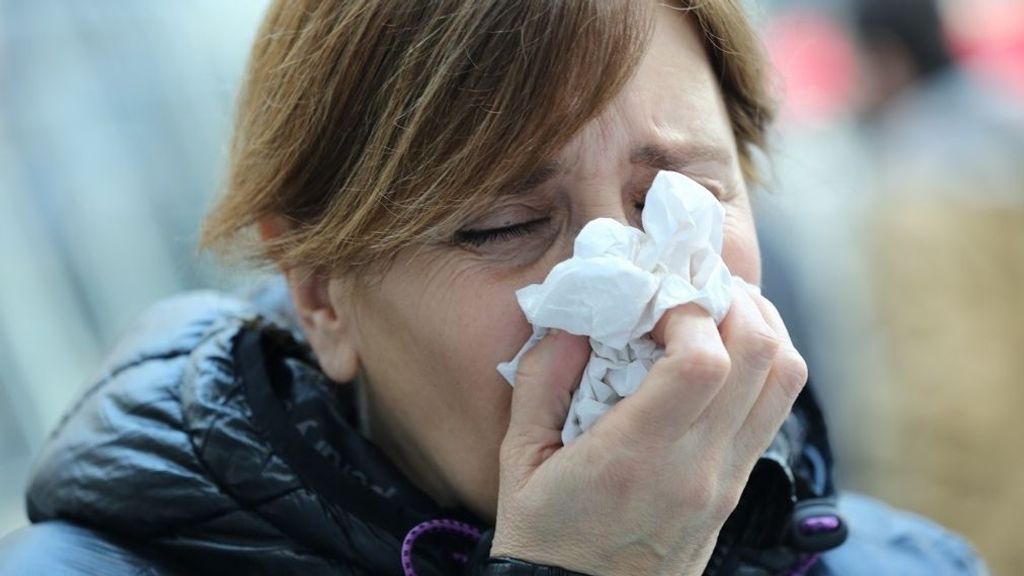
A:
[201, 0, 774, 275]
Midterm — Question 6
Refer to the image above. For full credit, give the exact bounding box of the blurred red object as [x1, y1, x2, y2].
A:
[765, 9, 857, 125]
[947, 0, 1024, 101]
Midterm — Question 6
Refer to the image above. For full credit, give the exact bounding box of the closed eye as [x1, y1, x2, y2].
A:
[454, 218, 550, 247]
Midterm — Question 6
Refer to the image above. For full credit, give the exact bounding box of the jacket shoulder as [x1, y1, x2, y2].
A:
[25, 291, 261, 533]
[814, 493, 989, 576]
[100, 291, 254, 371]
[0, 521, 179, 576]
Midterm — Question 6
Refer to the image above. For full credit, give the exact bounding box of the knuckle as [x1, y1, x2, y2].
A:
[711, 480, 746, 520]
[755, 293, 784, 319]
[674, 346, 732, 383]
[776, 347, 809, 397]
[678, 466, 742, 521]
[680, 468, 718, 510]
[738, 328, 781, 367]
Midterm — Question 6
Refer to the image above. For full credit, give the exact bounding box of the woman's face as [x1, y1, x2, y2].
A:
[319, 7, 760, 521]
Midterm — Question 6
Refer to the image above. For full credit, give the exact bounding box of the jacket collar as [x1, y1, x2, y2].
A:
[25, 289, 842, 576]
[237, 321, 845, 575]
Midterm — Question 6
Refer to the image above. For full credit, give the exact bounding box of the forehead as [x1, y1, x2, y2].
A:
[499, 8, 738, 199]
[558, 7, 736, 175]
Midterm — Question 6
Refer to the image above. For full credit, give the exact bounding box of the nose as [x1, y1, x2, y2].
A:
[570, 180, 643, 232]
[540, 176, 648, 270]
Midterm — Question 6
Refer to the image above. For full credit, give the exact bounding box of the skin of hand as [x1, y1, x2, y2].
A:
[490, 285, 807, 576]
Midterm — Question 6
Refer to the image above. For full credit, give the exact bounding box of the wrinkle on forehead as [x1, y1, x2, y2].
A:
[553, 6, 737, 179]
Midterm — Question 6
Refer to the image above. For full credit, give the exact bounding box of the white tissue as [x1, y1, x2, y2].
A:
[497, 170, 736, 444]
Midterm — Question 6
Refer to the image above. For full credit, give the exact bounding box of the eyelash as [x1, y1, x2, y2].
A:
[455, 218, 550, 247]
[454, 199, 649, 248]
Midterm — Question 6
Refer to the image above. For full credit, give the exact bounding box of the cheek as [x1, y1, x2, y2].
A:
[430, 265, 536, 381]
[362, 255, 536, 436]
[404, 262, 539, 507]
[354, 259, 536, 518]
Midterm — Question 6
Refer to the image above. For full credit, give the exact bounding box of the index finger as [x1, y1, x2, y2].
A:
[603, 303, 730, 442]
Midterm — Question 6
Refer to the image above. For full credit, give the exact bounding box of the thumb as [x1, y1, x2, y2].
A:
[502, 330, 590, 479]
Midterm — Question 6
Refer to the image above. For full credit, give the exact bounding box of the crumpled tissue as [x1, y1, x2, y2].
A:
[497, 170, 737, 444]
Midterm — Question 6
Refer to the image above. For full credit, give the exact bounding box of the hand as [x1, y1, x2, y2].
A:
[491, 285, 808, 576]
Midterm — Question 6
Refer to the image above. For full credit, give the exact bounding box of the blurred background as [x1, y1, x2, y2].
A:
[0, 0, 1021, 573]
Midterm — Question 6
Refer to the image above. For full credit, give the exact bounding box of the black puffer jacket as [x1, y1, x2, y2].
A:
[2, 285, 961, 576]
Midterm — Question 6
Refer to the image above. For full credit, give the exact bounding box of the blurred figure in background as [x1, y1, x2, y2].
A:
[853, 0, 1024, 204]
[850, 0, 1024, 572]
[759, 0, 1022, 572]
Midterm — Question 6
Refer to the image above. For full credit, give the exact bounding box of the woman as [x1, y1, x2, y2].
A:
[0, 1, 986, 575]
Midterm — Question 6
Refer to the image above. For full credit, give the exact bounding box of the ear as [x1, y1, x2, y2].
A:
[257, 216, 361, 383]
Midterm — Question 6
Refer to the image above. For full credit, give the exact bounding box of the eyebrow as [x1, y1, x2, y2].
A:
[507, 161, 562, 196]
[629, 143, 733, 172]
[507, 142, 733, 196]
